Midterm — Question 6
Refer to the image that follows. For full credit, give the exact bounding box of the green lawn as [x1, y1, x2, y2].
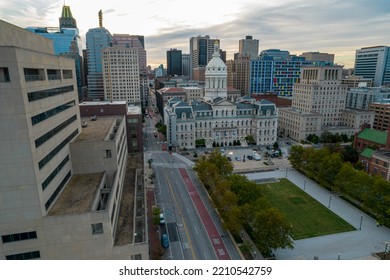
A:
[258, 178, 356, 240]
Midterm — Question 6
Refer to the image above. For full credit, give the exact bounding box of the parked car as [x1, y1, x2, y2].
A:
[161, 234, 169, 248]
[159, 213, 165, 225]
[253, 153, 261, 161]
[235, 156, 242, 161]
[247, 155, 253, 160]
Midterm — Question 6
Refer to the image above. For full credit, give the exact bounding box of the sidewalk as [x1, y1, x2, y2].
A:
[240, 230, 265, 260]
[144, 155, 162, 259]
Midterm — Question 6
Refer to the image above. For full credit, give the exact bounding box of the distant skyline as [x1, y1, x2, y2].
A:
[1, 0, 389, 68]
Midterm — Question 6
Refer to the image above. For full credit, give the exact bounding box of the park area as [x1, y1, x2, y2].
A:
[259, 178, 356, 240]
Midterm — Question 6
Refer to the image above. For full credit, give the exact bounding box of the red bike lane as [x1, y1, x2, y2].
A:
[178, 168, 231, 260]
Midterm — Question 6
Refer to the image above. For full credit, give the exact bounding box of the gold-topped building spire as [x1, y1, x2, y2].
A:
[59, 4, 77, 28]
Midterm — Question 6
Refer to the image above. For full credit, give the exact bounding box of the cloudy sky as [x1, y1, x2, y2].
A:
[1, 0, 389, 68]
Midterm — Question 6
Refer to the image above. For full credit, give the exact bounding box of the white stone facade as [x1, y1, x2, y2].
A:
[279, 65, 374, 142]
[102, 46, 140, 104]
[165, 98, 278, 149]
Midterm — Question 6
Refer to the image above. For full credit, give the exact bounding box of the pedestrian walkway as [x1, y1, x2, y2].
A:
[146, 190, 161, 259]
[245, 169, 390, 260]
[240, 230, 264, 260]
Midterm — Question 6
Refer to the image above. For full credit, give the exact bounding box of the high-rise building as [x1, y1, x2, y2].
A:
[59, 5, 77, 28]
[102, 46, 140, 104]
[26, 5, 84, 100]
[345, 86, 390, 110]
[0, 20, 82, 259]
[113, 34, 148, 107]
[182, 54, 191, 77]
[239, 35, 259, 60]
[189, 35, 220, 79]
[167, 49, 182, 76]
[278, 65, 374, 141]
[354, 46, 390, 87]
[0, 20, 147, 259]
[250, 49, 310, 96]
[86, 27, 112, 100]
[227, 56, 251, 96]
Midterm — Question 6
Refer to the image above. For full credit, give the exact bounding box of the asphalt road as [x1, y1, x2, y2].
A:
[144, 103, 241, 260]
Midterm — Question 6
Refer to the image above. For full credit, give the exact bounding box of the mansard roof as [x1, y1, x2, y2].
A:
[167, 97, 182, 107]
[236, 102, 255, 110]
[192, 100, 212, 111]
[255, 99, 277, 115]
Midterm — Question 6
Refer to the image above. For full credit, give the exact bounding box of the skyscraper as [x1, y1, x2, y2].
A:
[167, 49, 182, 76]
[182, 54, 191, 77]
[59, 5, 77, 28]
[86, 12, 112, 100]
[239, 35, 259, 60]
[102, 46, 140, 104]
[354, 46, 390, 87]
[26, 5, 84, 100]
[113, 34, 148, 107]
[190, 35, 220, 79]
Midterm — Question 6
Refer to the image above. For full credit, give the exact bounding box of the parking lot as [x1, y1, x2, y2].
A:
[192, 146, 291, 173]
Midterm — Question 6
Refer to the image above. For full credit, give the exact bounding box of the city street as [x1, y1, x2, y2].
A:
[144, 93, 241, 260]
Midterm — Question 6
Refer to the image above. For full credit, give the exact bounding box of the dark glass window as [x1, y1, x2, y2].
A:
[42, 155, 70, 190]
[2, 231, 37, 244]
[28, 85, 74, 102]
[45, 170, 72, 210]
[38, 129, 78, 170]
[35, 115, 77, 148]
[31, 100, 76, 126]
[6, 250, 40, 260]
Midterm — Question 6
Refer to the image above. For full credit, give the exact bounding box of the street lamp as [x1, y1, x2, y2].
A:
[328, 195, 332, 208]
[359, 215, 363, 230]
[304, 178, 307, 190]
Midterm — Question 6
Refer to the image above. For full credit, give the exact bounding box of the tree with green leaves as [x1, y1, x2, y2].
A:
[228, 174, 261, 206]
[193, 159, 221, 191]
[207, 149, 233, 177]
[249, 208, 294, 257]
[288, 145, 306, 171]
[363, 175, 390, 224]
